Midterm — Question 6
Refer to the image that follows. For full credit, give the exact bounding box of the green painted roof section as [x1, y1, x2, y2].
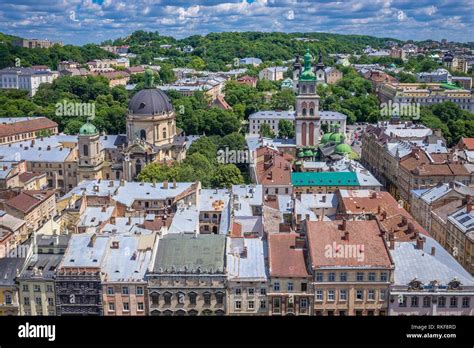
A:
[303, 149, 314, 156]
[79, 121, 98, 135]
[329, 133, 344, 143]
[441, 83, 461, 90]
[335, 143, 352, 154]
[292, 171, 360, 187]
[299, 49, 316, 81]
[321, 133, 332, 143]
[153, 234, 226, 274]
[297, 151, 305, 158]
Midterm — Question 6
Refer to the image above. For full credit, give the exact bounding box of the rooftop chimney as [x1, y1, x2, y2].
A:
[339, 219, 347, 231]
[415, 236, 425, 250]
[163, 180, 169, 189]
[344, 230, 349, 241]
[431, 246, 436, 256]
[294, 237, 305, 249]
[371, 191, 377, 199]
[173, 179, 177, 189]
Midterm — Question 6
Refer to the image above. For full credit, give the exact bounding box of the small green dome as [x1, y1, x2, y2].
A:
[321, 133, 332, 144]
[335, 143, 352, 154]
[329, 133, 344, 143]
[297, 151, 305, 158]
[79, 122, 98, 135]
[303, 149, 314, 157]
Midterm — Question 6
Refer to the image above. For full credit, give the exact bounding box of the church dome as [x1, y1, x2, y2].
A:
[128, 89, 173, 116]
[321, 133, 332, 144]
[329, 133, 344, 143]
[79, 121, 98, 135]
[335, 143, 352, 155]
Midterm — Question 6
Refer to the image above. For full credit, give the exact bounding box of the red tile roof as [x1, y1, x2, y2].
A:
[19, 172, 45, 184]
[4, 190, 55, 214]
[459, 138, 474, 151]
[306, 220, 393, 268]
[338, 189, 429, 238]
[0, 118, 57, 138]
[268, 233, 309, 277]
[255, 147, 292, 186]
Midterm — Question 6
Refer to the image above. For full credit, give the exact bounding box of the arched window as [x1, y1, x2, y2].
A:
[83, 144, 89, 157]
[302, 85, 307, 94]
[301, 122, 307, 146]
[309, 108, 314, 116]
[309, 122, 315, 146]
[135, 159, 142, 176]
[162, 128, 167, 139]
[140, 129, 146, 140]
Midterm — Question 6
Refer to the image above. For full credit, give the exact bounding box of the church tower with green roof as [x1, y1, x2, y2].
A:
[77, 119, 105, 181]
[295, 49, 321, 148]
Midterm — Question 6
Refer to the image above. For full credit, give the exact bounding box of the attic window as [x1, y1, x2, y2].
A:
[70, 259, 75, 262]
[92, 259, 98, 262]
[139, 102, 146, 109]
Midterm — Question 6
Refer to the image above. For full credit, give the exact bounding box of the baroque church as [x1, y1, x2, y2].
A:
[77, 69, 188, 182]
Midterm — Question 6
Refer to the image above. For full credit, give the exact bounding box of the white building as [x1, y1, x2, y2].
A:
[0, 68, 58, 96]
[248, 110, 346, 136]
[259, 66, 288, 81]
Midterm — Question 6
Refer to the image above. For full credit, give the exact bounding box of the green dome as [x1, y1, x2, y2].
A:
[321, 133, 332, 144]
[329, 133, 344, 143]
[299, 49, 316, 81]
[303, 149, 314, 157]
[335, 143, 352, 154]
[79, 122, 98, 135]
[297, 151, 305, 158]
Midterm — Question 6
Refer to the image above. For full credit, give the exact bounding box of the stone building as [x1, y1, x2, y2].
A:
[305, 220, 394, 316]
[147, 233, 227, 316]
[101, 234, 156, 316]
[55, 233, 108, 316]
[226, 237, 268, 315]
[267, 233, 312, 315]
[17, 234, 69, 316]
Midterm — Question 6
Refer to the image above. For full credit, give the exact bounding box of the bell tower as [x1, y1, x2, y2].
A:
[295, 49, 321, 147]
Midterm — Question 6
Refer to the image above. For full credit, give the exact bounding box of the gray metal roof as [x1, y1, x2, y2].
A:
[0, 257, 26, 286]
[391, 237, 474, 287]
[152, 234, 226, 274]
[128, 88, 173, 116]
[227, 237, 268, 281]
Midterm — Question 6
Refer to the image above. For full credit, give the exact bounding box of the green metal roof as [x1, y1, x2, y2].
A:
[303, 149, 314, 156]
[153, 234, 226, 274]
[299, 49, 316, 81]
[79, 121, 98, 135]
[292, 171, 360, 187]
[335, 143, 352, 154]
[329, 133, 344, 143]
[297, 151, 305, 158]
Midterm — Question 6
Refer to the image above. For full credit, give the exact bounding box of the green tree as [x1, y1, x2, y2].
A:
[278, 119, 295, 138]
[211, 164, 244, 188]
[260, 123, 275, 138]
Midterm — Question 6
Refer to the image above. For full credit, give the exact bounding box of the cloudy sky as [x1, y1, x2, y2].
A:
[0, 0, 473, 45]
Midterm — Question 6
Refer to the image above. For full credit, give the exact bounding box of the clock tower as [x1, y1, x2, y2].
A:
[295, 49, 321, 147]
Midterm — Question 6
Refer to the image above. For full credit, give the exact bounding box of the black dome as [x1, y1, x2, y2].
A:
[128, 89, 173, 115]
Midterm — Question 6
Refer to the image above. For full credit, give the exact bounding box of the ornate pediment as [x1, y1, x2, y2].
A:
[447, 278, 462, 290]
[408, 277, 424, 291]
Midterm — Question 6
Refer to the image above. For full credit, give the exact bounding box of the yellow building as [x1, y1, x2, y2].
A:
[0, 258, 26, 315]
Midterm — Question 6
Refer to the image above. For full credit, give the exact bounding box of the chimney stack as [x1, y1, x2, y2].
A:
[339, 219, 347, 231]
[344, 230, 349, 241]
[415, 236, 425, 250]
[431, 246, 436, 256]
[163, 180, 169, 189]
[173, 179, 177, 189]
[294, 237, 305, 249]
